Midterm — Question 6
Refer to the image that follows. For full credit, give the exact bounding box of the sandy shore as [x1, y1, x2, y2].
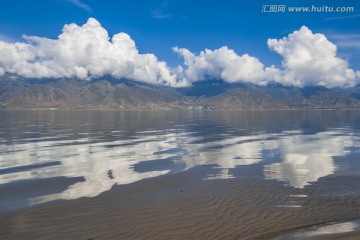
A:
[1, 167, 360, 240]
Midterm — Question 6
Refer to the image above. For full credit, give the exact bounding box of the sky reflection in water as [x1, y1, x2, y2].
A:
[0, 110, 360, 207]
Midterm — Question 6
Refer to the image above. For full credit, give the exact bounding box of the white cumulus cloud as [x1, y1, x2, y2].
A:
[173, 46, 281, 85]
[174, 26, 359, 88]
[0, 20, 358, 88]
[0, 18, 189, 87]
[268, 26, 358, 88]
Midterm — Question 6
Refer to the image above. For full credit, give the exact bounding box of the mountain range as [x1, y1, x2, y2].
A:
[1, 77, 360, 109]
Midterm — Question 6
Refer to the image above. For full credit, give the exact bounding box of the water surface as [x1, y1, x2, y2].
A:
[0, 110, 360, 239]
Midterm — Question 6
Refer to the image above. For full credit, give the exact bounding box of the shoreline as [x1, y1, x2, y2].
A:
[2, 108, 360, 111]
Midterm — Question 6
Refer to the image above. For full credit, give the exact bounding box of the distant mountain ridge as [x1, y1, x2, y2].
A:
[1, 77, 360, 109]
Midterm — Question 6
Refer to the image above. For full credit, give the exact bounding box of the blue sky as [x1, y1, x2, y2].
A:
[1, 0, 360, 67]
[0, 0, 360, 88]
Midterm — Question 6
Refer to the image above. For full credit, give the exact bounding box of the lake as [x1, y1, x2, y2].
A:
[0, 110, 360, 239]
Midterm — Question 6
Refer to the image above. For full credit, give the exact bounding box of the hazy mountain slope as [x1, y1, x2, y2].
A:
[0, 78, 183, 109]
[1, 78, 360, 109]
[203, 87, 288, 109]
[265, 85, 360, 109]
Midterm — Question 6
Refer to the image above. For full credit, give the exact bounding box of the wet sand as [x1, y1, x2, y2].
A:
[0, 167, 359, 240]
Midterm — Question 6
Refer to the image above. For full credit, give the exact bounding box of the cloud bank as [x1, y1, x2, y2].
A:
[0, 18, 359, 88]
[173, 46, 280, 85]
[0, 18, 189, 87]
[267, 26, 357, 88]
[175, 26, 359, 88]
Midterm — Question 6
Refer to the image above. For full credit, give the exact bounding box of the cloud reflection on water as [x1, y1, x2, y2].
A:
[0, 118, 359, 204]
[263, 131, 356, 188]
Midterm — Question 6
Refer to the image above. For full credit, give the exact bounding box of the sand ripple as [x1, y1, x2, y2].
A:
[1, 169, 359, 240]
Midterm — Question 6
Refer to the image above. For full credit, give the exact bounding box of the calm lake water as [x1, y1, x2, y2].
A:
[1, 110, 360, 220]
